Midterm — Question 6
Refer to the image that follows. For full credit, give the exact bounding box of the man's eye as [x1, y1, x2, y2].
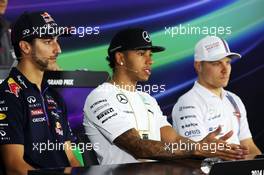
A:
[44, 40, 52, 44]
[137, 51, 145, 56]
[212, 62, 220, 66]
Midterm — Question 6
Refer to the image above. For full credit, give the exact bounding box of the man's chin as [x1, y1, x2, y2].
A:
[47, 63, 61, 71]
[139, 76, 150, 82]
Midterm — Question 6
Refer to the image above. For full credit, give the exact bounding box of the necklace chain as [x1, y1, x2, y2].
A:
[118, 88, 151, 134]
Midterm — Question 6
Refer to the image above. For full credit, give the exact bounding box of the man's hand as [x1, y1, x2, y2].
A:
[0, 144, 34, 175]
[195, 126, 249, 160]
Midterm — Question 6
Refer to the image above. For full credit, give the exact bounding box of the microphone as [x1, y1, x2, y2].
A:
[122, 65, 138, 73]
[118, 62, 138, 73]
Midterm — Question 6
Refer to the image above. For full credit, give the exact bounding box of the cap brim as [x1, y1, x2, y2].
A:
[200, 52, 241, 62]
[134, 45, 165, 52]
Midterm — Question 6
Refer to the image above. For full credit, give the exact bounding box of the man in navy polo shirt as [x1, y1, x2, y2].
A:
[0, 11, 80, 175]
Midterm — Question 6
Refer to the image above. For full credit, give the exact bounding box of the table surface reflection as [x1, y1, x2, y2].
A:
[28, 156, 264, 175]
[28, 159, 204, 175]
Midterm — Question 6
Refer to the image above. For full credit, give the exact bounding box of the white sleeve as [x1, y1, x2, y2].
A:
[236, 96, 252, 141]
[172, 97, 208, 142]
[83, 90, 134, 143]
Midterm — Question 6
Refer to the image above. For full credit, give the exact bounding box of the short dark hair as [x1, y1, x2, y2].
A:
[106, 52, 116, 71]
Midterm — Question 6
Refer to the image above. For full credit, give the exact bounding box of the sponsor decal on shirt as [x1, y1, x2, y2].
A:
[0, 113, 7, 120]
[32, 117, 46, 123]
[17, 75, 27, 88]
[29, 103, 42, 108]
[46, 96, 58, 109]
[96, 108, 114, 120]
[55, 121, 63, 136]
[233, 111, 241, 118]
[0, 129, 9, 140]
[48, 106, 56, 110]
[184, 129, 201, 137]
[90, 99, 107, 109]
[47, 98, 55, 103]
[51, 111, 60, 119]
[0, 130, 6, 136]
[180, 115, 196, 120]
[6, 78, 22, 98]
[123, 110, 134, 114]
[47, 98, 57, 106]
[0, 123, 8, 127]
[93, 103, 109, 114]
[0, 100, 5, 105]
[31, 109, 44, 116]
[27, 96, 37, 104]
[179, 106, 195, 111]
[181, 123, 198, 129]
[102, 113, 118, 124]
[0, 107, 8, 112]
[208, 114, 221, 121]
[116, 94, 128, 104]
[147, 109, 154, 115]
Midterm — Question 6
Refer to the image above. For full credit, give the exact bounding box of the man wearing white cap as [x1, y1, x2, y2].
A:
[172, 36, 261, 155]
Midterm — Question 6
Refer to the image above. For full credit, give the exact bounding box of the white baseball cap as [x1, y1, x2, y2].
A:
[194, 36, 241, 61]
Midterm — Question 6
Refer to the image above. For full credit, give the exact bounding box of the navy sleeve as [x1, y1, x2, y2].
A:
[0, 91, 25, 144]
[61, 99, 75, 142]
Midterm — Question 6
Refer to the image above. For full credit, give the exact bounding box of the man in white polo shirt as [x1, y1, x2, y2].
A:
[83, 29, 249, 165]
[172, 36, 261, 155]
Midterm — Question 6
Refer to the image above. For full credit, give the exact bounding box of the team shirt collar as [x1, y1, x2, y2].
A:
[9, 67, 49, 91]
[193, 81, 227, 100]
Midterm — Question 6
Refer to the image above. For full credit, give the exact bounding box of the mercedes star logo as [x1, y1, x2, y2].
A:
[116, 94, 128, 104]
[142, 31, 151, 43]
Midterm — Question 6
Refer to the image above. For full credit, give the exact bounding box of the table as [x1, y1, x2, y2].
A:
[28, 159, 204, 175]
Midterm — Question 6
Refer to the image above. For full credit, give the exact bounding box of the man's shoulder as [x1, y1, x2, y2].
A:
[88, 83, 116, 98]
[224, 90, 243, 103]
[0, 76, 9, 91]
[177, 87, 197, 104]
[84, 83, 116, 108]
[0, 76, 24, 101]
[172, 88, 200, 114]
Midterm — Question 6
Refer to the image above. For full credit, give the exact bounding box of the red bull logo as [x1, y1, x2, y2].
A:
[55, 121, 63, 136]
[40, 12, 54, 23]
[7, 78, 22, 98]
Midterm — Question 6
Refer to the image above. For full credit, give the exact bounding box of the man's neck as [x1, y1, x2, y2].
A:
[197, 80, 223, 98]
[110, 73, 137, 92]
[17, 60, 44, 91]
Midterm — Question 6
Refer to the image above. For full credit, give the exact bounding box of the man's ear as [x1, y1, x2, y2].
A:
[115, 51, 125, 66]
[194, 61, 202, 73]
[19, 41, 32, 56]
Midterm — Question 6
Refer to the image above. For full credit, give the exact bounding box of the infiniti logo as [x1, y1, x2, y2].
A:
[27, 96, 36, 104]
[22, 29, 30, 35]
[0, 130, 6, 136]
